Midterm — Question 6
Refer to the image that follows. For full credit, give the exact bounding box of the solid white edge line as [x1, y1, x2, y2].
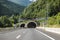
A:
[35, 29, 55, 40]
[16, 35, 21, 39]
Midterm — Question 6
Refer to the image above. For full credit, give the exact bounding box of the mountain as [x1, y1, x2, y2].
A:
[21, 0, 60, 19]
[0, 0, 25, 16]
[8, 0, 32, 6]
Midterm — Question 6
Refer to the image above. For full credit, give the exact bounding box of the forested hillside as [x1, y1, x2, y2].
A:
[0, 0, 25, 27]
[21, 0, 60, 19]
[0, 0, 25, 16]
[0, 0, 60, 28]
[20, 0, 60, 27]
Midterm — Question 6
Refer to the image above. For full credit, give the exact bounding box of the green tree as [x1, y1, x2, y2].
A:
[21, 0, 60, 19]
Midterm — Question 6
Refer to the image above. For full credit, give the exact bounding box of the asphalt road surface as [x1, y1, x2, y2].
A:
[0, 28, 60, 40]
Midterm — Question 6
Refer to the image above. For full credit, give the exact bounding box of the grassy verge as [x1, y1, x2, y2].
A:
[46, 24, 60, 28]
[0, 27, 14, 32]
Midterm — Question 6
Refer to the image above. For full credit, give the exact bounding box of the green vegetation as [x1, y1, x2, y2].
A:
[0, 0, 25, 28]
[47, 12, 60, 27]
[0, 0, 25, 16]
[0, 16, 13, 28]
[0, 15, 20, 28]
[20, 0, 60, 27]
[21, 0, 60, 19]
[0, 0, 60, 28]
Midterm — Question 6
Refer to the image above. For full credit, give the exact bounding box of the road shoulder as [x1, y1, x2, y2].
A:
[36, 27, 60, 34]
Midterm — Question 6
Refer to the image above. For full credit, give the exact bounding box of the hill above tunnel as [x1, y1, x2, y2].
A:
[21, 0, 60, 19]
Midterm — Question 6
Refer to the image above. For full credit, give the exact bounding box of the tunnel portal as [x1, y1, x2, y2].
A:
[20, 24, 25, 28]
[27, 22, 36, 28]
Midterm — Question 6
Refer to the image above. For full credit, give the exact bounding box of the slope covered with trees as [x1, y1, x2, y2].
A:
[0, 0, 25, 28]
[21, 0, 60, 19]
[47, 12, 60, 27]
[0, 0, 25, 16]
[0, 15, 20, 28]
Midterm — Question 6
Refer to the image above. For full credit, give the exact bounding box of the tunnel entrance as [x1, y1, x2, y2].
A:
[20, 24, 25, 28]
[27, 22, 36, 28]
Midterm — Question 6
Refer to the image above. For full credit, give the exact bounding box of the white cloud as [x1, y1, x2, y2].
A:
[33, 0, 36, 2]
[29, 0, 36, 2]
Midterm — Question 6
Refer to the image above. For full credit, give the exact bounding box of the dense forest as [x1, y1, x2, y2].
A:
[20, 0, 60, 27]
[0, 0, 25, 16]
[21, 0, 60, 18]
[0, 0, 25, 27]
[0, 0, 60, 28]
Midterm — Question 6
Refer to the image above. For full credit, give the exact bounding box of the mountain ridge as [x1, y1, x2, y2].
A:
[8, 0, 32, 6]
[0, 0, 25, 16]
[21, 0, 60, 19]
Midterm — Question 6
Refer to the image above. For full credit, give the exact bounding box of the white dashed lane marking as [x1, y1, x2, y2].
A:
[16, 35, 21, 39]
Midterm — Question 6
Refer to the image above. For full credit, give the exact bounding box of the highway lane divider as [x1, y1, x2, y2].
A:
[16, 35, 21, 39]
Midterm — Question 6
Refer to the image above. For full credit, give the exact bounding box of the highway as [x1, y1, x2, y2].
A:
[0, 28, 60, 40]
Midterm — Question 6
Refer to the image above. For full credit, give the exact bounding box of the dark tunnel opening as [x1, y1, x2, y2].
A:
[20, 24, 25, 28]
[27, 22, 36, 28]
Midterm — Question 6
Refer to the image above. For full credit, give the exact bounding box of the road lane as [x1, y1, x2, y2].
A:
[35, 29, 55, 40]
[19, 28, 52, 40]
[36, 28, 60, 40]
[0, 28, 60, 40]
[0, 29, 29, 40]
[16, 35, 21, 39]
